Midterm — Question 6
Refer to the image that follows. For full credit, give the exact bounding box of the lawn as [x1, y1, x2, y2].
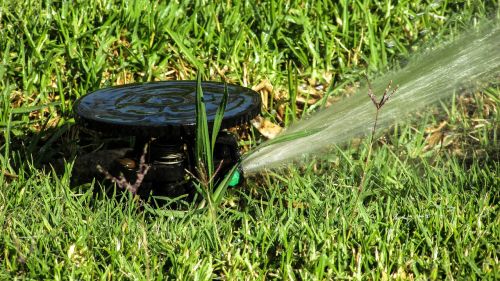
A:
[1, 0, 499, 279]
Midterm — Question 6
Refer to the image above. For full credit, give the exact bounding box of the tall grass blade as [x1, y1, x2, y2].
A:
[2, 112, 12, 177]
[211, 83, 228, 152]
[287, 61, 297, 124]
[195, 71, 214, 182]
[10, 102, 61, 114]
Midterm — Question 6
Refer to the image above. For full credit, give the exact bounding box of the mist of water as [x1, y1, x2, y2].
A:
[242, 23, 500, 174]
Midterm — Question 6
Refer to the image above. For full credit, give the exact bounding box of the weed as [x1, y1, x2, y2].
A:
[358, 78, 398, 192]
[348, 78, 398, 238]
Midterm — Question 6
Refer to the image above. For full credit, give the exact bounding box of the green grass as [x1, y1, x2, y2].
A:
[1, 0, 499, 279]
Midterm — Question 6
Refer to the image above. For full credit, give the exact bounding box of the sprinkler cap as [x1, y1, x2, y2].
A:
[74, 81, 261, 137]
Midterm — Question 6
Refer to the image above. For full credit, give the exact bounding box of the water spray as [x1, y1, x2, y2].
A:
[242, 22, 500, 174]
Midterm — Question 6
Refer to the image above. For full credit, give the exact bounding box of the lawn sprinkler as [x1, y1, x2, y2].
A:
[74, 81, 261, 197]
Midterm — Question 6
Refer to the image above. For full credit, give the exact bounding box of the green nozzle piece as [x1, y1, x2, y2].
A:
[228, 170, 240, 187]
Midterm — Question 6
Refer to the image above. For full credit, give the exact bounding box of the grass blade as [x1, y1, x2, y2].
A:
[211, 82, 228, 152]
[195, 71, 213, 182]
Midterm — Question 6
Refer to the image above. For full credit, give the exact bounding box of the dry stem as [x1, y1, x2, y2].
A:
[97, 143, 150, 194]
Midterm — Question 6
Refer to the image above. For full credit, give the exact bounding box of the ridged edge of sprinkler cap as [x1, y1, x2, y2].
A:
[74, 80, 262, 138]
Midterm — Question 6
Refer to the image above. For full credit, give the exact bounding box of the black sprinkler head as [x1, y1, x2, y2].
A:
[74, 80, 261, 197]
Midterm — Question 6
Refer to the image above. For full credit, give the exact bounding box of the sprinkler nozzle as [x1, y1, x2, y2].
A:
[228, 163, 244, 187]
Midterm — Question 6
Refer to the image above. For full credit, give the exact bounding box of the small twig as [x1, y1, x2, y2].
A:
[131, 144, 151, 193]
[96, 165, 129, 189]
[97, 143, 150, 195]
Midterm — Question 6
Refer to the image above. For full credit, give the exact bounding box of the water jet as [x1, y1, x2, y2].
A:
[241, 23, 500, 174]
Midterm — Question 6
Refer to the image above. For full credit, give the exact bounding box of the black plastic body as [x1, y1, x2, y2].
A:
[74, 80, 259, 196]
[109, 131, 240, 197]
